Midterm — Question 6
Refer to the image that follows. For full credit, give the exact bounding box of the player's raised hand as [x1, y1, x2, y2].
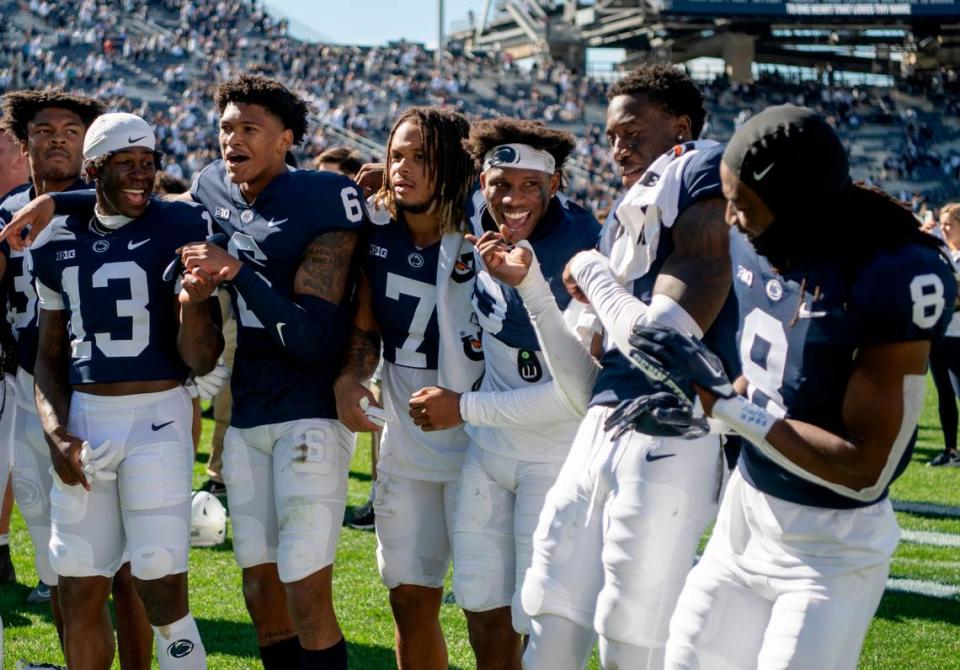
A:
[334, 375, 384, 432]
[354, 162, 385, 197]
[604, 392, 710, 440]
[562, 253, 590, 304]
[468, 231, 534, 287]
[48, 426, 90, 490]
[179, 242, 242, 282]
[409, 386, 462, 432]
[629, 324, 735, 402]
[0, 194, 56, 251]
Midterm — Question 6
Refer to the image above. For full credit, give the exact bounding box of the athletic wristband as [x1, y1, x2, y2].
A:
[711, 395, 777, 447]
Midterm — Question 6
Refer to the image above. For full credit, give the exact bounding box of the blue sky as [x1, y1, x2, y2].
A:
[266, 0, 481, 46]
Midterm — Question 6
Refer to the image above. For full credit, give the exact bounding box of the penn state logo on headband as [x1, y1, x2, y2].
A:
[483, 144, 556, 175]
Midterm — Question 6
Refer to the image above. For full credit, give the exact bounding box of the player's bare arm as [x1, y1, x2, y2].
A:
[34, 308, 88, 489]
[177, 271, 224, 376]
[293, 230, 357, 303]
[334, 270, 384, 433]
[698, 341, 930, 492]
[654, 196, 731, 332]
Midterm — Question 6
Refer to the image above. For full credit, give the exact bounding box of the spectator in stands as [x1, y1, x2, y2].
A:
[315, 147, 363, 180]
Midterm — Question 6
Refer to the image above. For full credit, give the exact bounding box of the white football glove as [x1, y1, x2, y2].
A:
[194, 361, 231, 401]
[359, 396, 388, 428]
[79, 440, 118, 482]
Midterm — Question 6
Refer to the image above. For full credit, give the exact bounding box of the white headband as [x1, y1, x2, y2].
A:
[482, 143, 556, 174]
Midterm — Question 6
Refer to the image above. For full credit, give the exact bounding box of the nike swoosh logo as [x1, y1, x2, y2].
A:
[128, 135, 147, 144]
[753, 163, 775, 181]
[127, 239, 150, 250]
[276, 322, 286, 346]
[266, 218, 288, 227]
[798, 303, 827, 318]
[151, 420, 174, 431]
[646, 452, 675, 462]
[696, 350, 724, 378]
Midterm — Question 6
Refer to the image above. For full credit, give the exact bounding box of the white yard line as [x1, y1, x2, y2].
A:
[886, 578, 960, 599]
[901, 529, 960, 548]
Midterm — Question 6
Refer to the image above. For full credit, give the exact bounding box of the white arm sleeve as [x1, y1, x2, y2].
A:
[514, 241, 599, 415]
[569, 250, 703, 359]
[459, 379, 578, 428]
[36, 278, 64, 310]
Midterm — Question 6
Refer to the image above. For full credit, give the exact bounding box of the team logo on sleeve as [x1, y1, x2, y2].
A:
[517, 348, 542, 382]
[461, 331, 484, 361]
[451, 252, 475, 283]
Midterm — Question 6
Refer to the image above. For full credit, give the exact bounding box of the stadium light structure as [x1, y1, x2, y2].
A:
[437, 0, 445, 68]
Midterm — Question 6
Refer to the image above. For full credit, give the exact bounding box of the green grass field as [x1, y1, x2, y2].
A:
[5, 380, 960, 669]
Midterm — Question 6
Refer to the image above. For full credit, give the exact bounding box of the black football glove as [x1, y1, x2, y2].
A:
[628, 324, 735, 400]
[604, 392, 710, 440]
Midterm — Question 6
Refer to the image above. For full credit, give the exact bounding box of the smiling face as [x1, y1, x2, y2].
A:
[388, 120, 436, 213]
[26, 106, 87, 184]
[218, 102, 292, 197]
[720, 161, 774, 239]
[97, 147, 157, 218]
[605, 93, 690, 190]
[480, 165, 559, 242]
[941, 209, 960, 250]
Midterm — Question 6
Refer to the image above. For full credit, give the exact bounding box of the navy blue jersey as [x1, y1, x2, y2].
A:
[470, 193, 600, 353]
[0, 179, 88, 374]
[591, 144, 739, 407]
[730, 228, 957, 508]
[364, 217, 442, 369]
[31, 199, 213, 385]
[191, 160, 364, 428]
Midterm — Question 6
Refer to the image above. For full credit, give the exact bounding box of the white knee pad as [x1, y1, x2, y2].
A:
[132, 545, 176, 581]
[231, 514, 274, 569]
[49, 530, 97, 577]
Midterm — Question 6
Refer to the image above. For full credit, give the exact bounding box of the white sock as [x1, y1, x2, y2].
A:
[153, 612, 207, 669]
[0, 533, 9, 546]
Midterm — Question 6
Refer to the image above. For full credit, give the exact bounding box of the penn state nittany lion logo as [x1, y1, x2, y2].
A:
[488, 145, 519, 167]
[168, 639, 195, 658]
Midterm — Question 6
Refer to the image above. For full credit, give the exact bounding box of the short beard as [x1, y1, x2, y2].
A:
[37, 165, 80, 184]
[397, 195, 436, 216]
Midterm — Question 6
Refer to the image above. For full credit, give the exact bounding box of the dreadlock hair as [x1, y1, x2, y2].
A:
[608, 63, 706, 139]
[462, 118, 577, 178]
[214, 75, 309, 146]
[0, 88, 104, 142]
[839, 184, 946, 260]
[375, 106, 476, 235]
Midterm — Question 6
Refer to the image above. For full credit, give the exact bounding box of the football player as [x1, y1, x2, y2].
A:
[0, 89, 155, 669]
[333, 106, 481, 670]
[30, 112, 222, 669]
[626, 105, 957, 670]
[179, 75, 364, 669]
[508, 65, 738, 670]
[411, 118, 599, 668]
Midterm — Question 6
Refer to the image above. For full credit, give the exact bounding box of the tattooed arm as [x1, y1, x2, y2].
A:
[214, 230, 359, 362]
[654, 197, 732, 333]
[334, 270, 384, 432]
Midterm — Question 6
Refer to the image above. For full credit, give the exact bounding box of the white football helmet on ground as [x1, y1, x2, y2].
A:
[190, 490, 227, 547]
